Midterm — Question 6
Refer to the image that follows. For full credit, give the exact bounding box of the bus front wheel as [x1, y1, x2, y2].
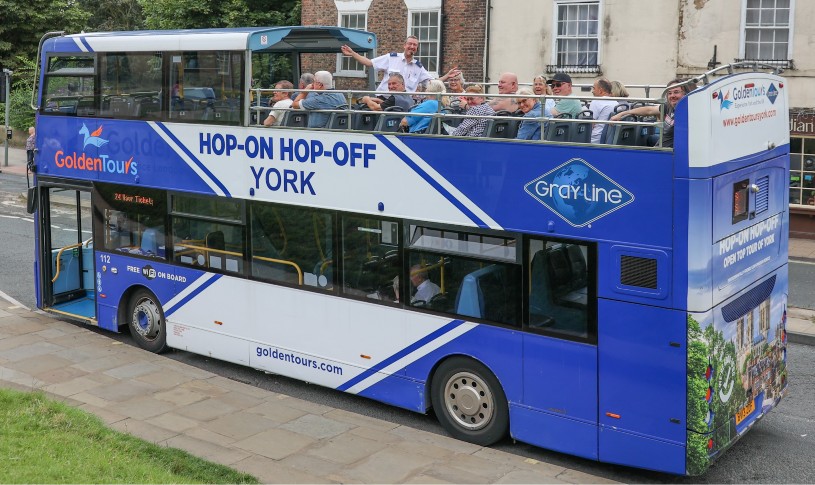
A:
[127, 289, 167, 353]
[431, 357, 508, 446]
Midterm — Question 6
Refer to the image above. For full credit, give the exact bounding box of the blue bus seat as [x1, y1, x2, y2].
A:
[454, 265, 511, 322]
[487, 117, 520, 139]
[141, 227, 165, 257]
[609, 115, 638, 146]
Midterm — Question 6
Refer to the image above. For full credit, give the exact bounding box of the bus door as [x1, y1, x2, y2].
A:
[516, 240, 599, 461]
[38, 184, 96, 322]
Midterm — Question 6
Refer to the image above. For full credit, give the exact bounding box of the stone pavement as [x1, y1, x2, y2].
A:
[0, 302, 617, 484]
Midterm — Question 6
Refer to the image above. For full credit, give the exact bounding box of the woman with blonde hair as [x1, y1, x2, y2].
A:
[610, 80, 629, 98]
[400, 79, 448, 134]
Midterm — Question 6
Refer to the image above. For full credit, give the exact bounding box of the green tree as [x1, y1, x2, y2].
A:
[80, 0, 145, 31]
[0, 0, 89, 69]
[139, 0, 300, 30]
[1, 56, 37, 131]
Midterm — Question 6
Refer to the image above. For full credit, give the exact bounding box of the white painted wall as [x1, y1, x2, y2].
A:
[487, 0, 813, 107]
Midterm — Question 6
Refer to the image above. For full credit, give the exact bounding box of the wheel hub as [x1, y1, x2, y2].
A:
[131, 298, 161, 339]
[444, 371, 494, 430]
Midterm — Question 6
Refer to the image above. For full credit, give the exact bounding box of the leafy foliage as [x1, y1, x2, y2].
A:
[0, 0, 89, 69]
[139, 0, 300, 29]
[0, 56, 37, 131]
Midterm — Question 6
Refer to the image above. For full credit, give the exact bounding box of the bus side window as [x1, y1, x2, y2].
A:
[93, 184, 167, 260]
[528, 239, 591, 339]
[341, 216, 400, 302]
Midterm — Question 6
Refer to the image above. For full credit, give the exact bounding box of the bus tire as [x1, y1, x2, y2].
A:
[127, 289, 167, 353]
[431, 357, 508, 446]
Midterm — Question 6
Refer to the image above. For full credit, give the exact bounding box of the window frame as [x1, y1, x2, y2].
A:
[523, 235, 598, 345]
[336, 11, 369, 78]
[406, 0, 442, 77]
[738, 0, 795, 65]
[549, 0, 602, 74]
[789, 135, 815, 208]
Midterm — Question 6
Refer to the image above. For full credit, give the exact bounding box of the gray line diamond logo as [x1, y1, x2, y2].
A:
[524, 158, 635, 227]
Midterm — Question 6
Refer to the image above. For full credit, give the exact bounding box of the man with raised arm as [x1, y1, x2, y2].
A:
[341, 36, 460, 92]
[292, 71, 346, 128]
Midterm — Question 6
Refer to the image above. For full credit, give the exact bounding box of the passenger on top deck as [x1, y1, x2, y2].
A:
[263, 80, 294, 126]
[451, 85, 495, 138]
[609, 78, 691, 148]
[610, 80, 629, 100]
[294, 72, 314, 99]
[292, 71, 346, 128]
[532, 74, 556, 118]
[446, 71, 467, 111]
[588, 78, 618, 143]
[515, 87, 543, 141]
[489, 72, 518, 113]
[548, 73, 583, 118]
[360, 73, 414, 112]
[341, 36, 460, 92]
[400, 79, 448, 134]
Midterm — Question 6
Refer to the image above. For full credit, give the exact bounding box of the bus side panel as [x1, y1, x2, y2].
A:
[598, 300, 686, 472]
[599, 428, 685, 475]
[510, 405, 598, 461]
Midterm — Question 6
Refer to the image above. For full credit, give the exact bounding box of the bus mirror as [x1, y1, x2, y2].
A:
[26, 187, 38, 214]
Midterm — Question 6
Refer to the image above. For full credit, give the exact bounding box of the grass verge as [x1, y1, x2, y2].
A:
[0, 388, 258, 484]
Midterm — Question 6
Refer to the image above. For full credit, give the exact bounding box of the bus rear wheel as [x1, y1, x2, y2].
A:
[431, 357, 508, 446]
[127, 289, 167, 353]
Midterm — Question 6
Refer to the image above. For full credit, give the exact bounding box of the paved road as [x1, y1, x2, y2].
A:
[1, 172, 813, 482]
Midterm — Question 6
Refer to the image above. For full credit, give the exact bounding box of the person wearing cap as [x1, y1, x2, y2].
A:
[548, 73, 583, 118]
[341, 36, 460, 92]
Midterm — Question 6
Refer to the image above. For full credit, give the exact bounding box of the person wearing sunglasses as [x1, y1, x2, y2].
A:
[548, 73, 583, 118]
[610, 78, 692, 148]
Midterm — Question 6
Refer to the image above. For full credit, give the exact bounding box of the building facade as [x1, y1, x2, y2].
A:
[300, 0, 487, 90]
[301, 0, 815, 236]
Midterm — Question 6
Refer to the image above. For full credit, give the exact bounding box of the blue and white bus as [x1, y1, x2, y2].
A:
[30, 27, 789, 475]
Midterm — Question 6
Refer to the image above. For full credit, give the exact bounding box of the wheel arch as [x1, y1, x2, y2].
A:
[116, 284, 156, 329]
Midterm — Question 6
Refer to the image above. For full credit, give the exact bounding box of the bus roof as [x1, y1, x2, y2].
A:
[43, 26, 378, 54]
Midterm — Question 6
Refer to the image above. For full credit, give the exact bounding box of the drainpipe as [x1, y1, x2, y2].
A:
[483, 0, 491, 83]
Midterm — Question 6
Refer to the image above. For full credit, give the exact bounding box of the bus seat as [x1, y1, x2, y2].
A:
[609, 115, 638, 146]
[487, 118, 519, 139]
[547, 246, 572, 297]
[569, 110, 593, 144]
[529, 249, 586, 332]
[545, 114, 572, 142]
[352, 111, 379, 131]
[376, 113, 404, 132]
[455, 265, 505, 320]
[566, 244, 587, 289]
[284, 111, 309, 128]
[206, 231, 225, 251]
[141, 227, 165, 257]
[327, 112, 351, 130]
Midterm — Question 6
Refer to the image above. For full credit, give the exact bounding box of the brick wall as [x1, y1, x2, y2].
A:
[300, 0, 486, 90]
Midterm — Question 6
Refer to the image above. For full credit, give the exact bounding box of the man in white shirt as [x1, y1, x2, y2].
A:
[341, 36, 459, 92]
[263, 80, 294, 126]
[588, 78, 618, 143]
[410, 264, 440, 305]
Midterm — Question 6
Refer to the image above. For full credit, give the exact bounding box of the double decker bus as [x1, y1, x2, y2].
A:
[30, 27, 789, 475]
